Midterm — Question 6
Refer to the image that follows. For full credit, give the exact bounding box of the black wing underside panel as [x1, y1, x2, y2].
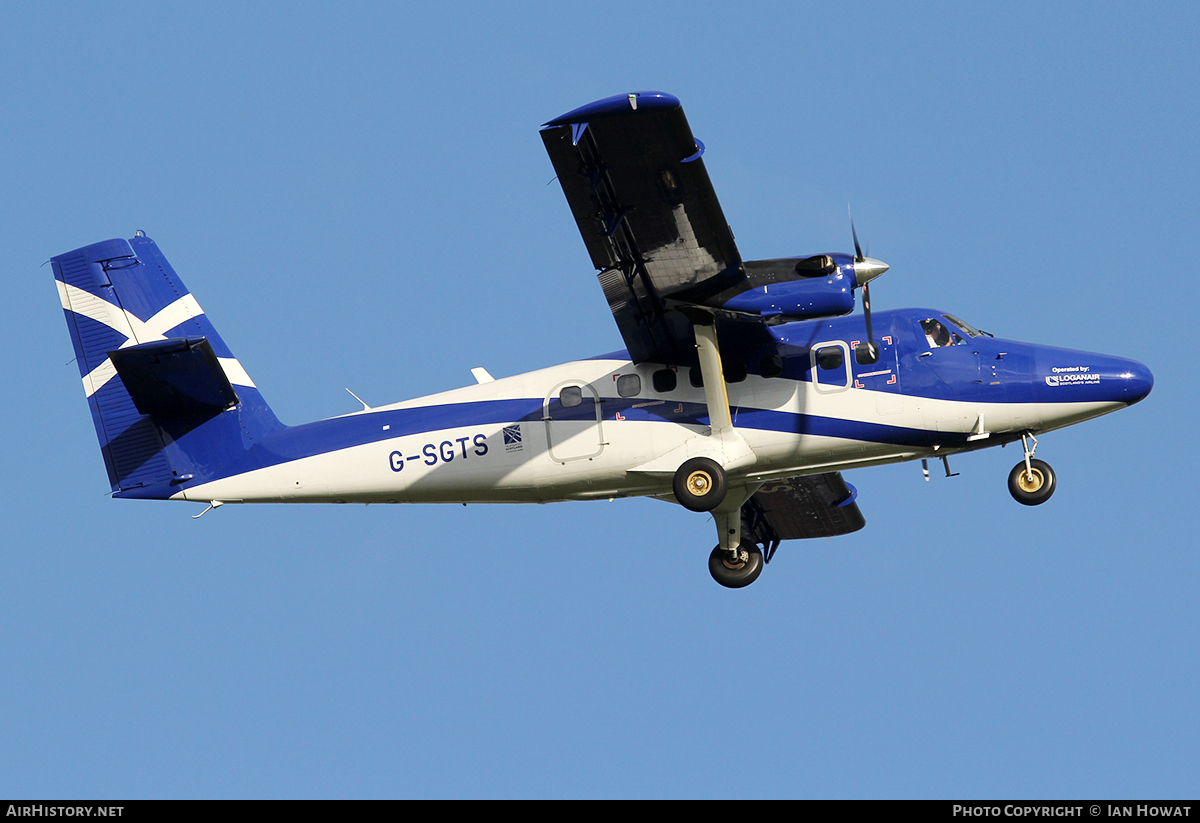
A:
[541, 93, 744, 364]
[742, 473, 866, 545]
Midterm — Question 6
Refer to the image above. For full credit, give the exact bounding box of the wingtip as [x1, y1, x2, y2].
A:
[542, 91, 680, 127]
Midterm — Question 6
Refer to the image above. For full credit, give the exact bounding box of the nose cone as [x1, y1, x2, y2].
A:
[1035, 349, 1153, 406]
[1119, 359, 1154, 405]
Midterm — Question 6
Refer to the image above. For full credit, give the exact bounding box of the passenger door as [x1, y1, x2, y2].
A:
[543, 381, 605, 463]
[810, 341, 851, 394]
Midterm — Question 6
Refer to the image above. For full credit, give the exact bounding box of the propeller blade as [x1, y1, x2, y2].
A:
[863, 280, 874, 343]
[849, 207, 864, 262]
[858, 280, 879, 363]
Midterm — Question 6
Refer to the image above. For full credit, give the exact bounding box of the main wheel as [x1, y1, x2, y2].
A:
[708, 545, 764, 588]
[1008, 458, 1056, 506]
[673, 457, 727, 512]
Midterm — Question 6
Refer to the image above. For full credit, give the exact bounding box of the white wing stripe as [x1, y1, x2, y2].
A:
[59, 283, 229, 397]
[142, 294, 202, 338]
[218, 358, 256, 388]
[82, 360, 118, 399]
[58, 281, 137, 342]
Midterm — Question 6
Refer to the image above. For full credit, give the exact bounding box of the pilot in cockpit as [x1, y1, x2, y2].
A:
[921, 318, 953, 349]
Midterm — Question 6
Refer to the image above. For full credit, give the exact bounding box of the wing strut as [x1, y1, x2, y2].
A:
[692, 314, 761, 561]
[688, 314, 756, 472]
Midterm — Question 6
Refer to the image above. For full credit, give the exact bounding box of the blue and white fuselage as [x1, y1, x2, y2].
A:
[174, 309, 1151, 506]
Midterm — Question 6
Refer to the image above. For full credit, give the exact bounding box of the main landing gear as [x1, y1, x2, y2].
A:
[708, 544, 763, 588]
[696, 484, 767, 589]
[675, 317, 763, 586]
[1008, 433, 1056, 506]
[673, 457, 728, 512]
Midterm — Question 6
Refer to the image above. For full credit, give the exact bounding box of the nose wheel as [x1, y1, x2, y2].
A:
[1008, 434, 1055, 505]
[1008, 458, 1055, 505]
[708, 545, 763, 588]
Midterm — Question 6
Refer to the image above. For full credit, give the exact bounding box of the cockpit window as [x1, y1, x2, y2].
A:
[942, 314, 985, 338]
[920, 318, 954, 349]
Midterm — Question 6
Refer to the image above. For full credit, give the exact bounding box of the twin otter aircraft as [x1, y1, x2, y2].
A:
[53, 92, 1152, 587]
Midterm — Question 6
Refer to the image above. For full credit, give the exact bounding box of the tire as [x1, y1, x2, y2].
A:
[672, 457, 727, 512]
[1008, 458, 1056, 506]
[708, 545, 764, 588]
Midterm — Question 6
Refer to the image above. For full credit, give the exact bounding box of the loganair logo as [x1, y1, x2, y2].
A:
[1045, 366, 1101, 387]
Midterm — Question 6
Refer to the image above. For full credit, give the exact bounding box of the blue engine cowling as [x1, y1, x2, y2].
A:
[717, 252, 857, 321]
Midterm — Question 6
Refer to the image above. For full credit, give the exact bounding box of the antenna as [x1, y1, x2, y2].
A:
[345, 388, 372, 411]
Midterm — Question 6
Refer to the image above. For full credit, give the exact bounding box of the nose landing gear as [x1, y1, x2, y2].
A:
[1008, 433, 1056, 506]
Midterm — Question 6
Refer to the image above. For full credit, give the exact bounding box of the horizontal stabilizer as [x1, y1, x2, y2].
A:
[109, 337, 239, 418]
[742, 472, 866, 544]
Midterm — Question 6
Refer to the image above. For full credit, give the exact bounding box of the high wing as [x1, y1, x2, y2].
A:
[741, 473, 866, 557]
[541, 92, 746, 364]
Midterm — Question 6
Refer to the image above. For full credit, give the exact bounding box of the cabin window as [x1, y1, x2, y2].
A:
[854, 342, 880, 365]
[816, 346, 844, 370]
[724, 360, 747, 383]
[689, 366, 704, 388]
[617, 374, 641, 397]
[652, 368, 677, 393]
[760, 355, 783, 378]
[559, 385, 583, 408]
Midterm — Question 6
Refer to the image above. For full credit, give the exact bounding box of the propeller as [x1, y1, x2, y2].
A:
[849, 208, 889, 363]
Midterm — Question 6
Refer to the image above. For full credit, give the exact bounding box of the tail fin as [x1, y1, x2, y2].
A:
[53, 233, 284, 499]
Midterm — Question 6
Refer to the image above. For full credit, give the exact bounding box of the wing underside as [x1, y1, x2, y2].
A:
[541, 92, 745, 364]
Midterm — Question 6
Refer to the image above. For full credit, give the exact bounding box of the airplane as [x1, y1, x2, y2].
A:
[51, 91, 1153, 588]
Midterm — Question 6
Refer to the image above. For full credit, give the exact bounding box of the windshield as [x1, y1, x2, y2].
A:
[942, 314, 987, 338]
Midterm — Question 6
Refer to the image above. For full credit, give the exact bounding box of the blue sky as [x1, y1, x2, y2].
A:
[2, 1, 1197, 798]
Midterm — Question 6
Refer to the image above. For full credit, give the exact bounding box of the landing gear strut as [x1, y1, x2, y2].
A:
[1008, 433, 1056, 506]
[679, 316, 761, 583]
[702, 485, 765, 588]
[708, 544, 763, 588]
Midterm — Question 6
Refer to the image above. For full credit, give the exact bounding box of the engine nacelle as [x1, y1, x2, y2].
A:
[717, 253, 857, 321]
